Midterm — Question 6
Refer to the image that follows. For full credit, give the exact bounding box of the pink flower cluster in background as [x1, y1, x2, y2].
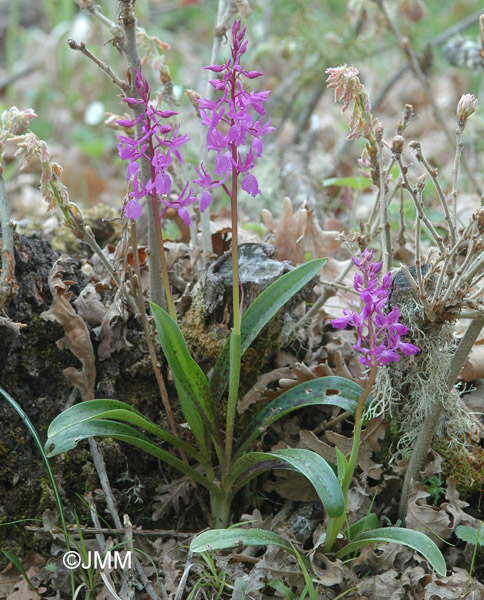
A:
[117, 70, 196, 225]
[331, 248, 420, 367]
[194, 20, 274, 207]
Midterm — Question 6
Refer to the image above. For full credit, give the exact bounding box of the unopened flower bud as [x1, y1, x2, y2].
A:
[457, 94, 478, 123]
[375, 122, 384, 142]
[392, 135, 405, 156]
[416, 174, 426, 191]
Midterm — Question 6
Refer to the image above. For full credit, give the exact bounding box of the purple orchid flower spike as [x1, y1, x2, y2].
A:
[116, 70, 195, 224]
[331, 248, 420, 368]
[193, 19, 274, 207]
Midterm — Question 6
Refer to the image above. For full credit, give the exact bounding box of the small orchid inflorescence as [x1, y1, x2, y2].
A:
[117, 70, 196, 225]
[193, 19, 274, 207]
[331, 248, 420, 367]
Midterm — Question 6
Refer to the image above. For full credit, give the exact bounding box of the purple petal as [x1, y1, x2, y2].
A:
[331, 316, 352, 329]
[124, 199, 143, 220]
[241, 173, 261, 197]
[205, 65, 225, 73]
[200, 189, 212, 212]
[399, 342, 420, 355]
[177, 207, 192, 227]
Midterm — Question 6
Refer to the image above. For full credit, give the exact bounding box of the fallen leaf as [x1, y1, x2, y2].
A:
[41, 256, 96, 400]
[405, 485, 455, 545]
[460, 343, 484, 381]
[6, 567, 40, 600]
[152, 476, 191, 520]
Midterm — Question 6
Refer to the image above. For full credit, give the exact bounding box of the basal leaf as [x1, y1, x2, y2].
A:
[45, 419, 218, 493]
[150, 302, 215, 455]
[335, 527, 446, 576]
[190, 527, 295, 555]
[210, 259, 326, 402]
[234, 376, 366, 459]
[345, 513, 380, 540]
[47, 400, 202, 462]
[229, 448, 344, 518]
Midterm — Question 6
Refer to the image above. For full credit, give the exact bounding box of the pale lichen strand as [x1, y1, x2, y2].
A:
[368, 301, 469, 460]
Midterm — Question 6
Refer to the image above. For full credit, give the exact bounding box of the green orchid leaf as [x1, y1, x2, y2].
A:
[234, 376, 366, 459]
[345, 513, 380, 541]
[190, 527, 296, 555]
[210, 259, 326, 402]
[335, 527, 446, 576]
[47, 399, 202, 462]
[230, 448, 344, 518]
[44, 418, 218, 493]
[335, 447, 348, 484]
[150, 302, 215, 456]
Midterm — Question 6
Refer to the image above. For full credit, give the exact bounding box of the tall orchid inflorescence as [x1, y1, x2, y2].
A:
[325, 248, 420, 551]
[331, 248, 420, 367]
[117, 70, 196, 226]
[194, 19, 274, 470]
[193, 19, 274, 209]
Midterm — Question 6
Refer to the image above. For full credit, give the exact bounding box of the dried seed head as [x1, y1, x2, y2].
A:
[457, 93, 478, 123]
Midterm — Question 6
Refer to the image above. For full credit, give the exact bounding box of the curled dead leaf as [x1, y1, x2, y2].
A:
[41, 256, 96, 400]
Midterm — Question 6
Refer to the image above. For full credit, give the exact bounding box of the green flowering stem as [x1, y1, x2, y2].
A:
[210, 491, 232, 530]
[325, 365, 377, 552]
[146, 135, 177, 320]
[224, 331, 241, 476]
[343, 366, 377, 493]
[224, 156, 241, 475]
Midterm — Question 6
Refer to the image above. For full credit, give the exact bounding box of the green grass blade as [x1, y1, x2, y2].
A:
[230, 449, 344, 518]
[1, 551, 35, 590]
[210, 259, 326, 402]
[266, 579, 294, 600]
[0, 386, 76, 596]
[335, 526, 446, 576]
[234, 376, 366, 460]
[291, 543, 316, 600]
